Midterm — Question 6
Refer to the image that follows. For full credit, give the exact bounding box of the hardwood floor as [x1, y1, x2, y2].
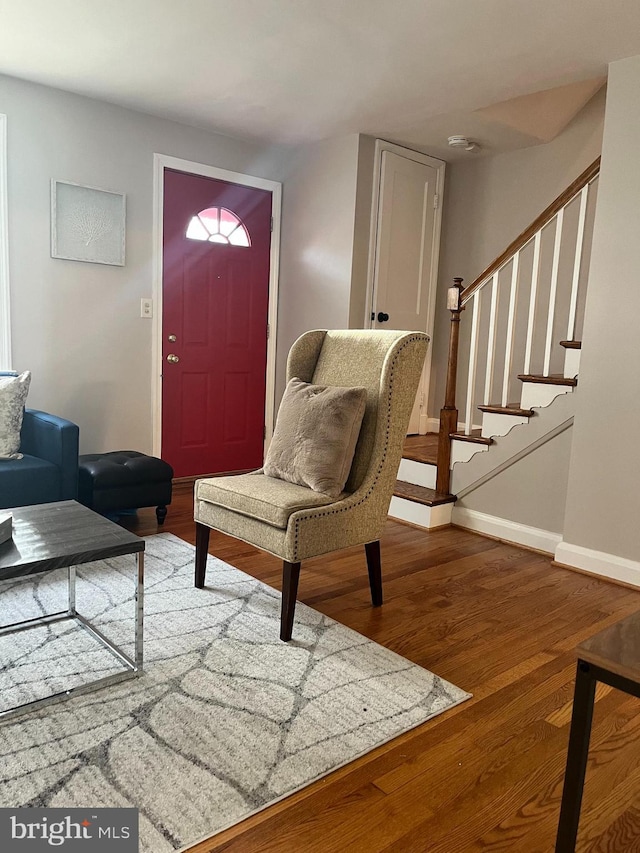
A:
[125, 484, 640, 851]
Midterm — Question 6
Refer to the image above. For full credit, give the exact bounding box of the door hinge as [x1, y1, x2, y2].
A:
[433, 194, 439, 209]
[420, 393, 425, 408]
[264, 425, 267, 439]
[270, 216, 274, 232]
[266, 323, 270, 340]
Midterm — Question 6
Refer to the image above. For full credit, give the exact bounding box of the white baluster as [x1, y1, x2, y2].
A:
[465, 294, 481, 434]
[501, 252, 520, 407]
[566, 185, 589, 342]
[543, 209, 564, 376]
[483, 273, 499, 405]
[523, 230, 541, 376]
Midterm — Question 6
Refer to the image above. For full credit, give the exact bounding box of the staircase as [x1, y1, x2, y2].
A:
[390, 158, 599, 533]
[390, 435, 455, 528]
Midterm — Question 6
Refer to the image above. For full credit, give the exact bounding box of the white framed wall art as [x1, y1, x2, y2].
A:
[51, 180, 126, 266]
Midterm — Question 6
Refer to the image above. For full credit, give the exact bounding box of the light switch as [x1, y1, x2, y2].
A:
[140, 298, 153, 318]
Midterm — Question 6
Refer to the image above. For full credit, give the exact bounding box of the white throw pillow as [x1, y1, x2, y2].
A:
[0, 371, 31, 460]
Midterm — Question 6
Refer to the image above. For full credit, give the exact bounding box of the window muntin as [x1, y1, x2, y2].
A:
[186, 207, 250, 247]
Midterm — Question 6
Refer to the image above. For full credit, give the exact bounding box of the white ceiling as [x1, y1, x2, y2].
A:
[1, 0, 640, 158]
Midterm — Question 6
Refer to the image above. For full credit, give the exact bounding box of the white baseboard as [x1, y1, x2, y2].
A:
[554, 541, 640, 587]
[419, 412, 432, 434]
[452, 507, 562, 555]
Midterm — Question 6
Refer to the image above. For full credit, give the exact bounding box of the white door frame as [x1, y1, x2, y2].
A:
[152, 154, 282, 459]
[364, 139, 445, 433]
[0, 114, 11, 370]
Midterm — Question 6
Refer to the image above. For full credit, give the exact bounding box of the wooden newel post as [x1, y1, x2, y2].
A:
[436, 277, 464, 494]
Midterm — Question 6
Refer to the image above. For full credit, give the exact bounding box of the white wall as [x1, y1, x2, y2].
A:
[275, 133, 360, 400]
[1, 73, 290, 453]
[456, 426, 572, 533]
[559, 55, 640, 576]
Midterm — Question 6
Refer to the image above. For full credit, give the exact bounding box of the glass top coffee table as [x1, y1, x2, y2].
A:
[0, 500, 144, 721]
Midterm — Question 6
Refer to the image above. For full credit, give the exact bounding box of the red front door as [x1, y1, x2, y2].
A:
[162, 169, 272, 478]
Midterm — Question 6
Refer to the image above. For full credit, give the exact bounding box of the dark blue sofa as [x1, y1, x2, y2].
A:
[0, 408, 79, 509]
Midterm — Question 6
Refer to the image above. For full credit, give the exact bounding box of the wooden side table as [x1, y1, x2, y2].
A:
[555, 611, 640, 851]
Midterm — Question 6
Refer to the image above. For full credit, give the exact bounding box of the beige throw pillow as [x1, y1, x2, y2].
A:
[0, 371, 31, 460]
[264, 377, 367, 498]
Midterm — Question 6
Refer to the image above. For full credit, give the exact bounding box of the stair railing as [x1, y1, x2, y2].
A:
[436, 157, 600, 494]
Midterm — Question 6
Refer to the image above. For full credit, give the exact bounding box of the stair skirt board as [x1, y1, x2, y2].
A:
[554, 541, 640, 588]
[481, 412, 530, 439]
[389, 495, 454, 530]
[451, 507, 562, 555]
[451, 441, 490, 466]
[520, 382, 573, 410]
[397, 457, 436, 489]
[564, 348, 581, 378]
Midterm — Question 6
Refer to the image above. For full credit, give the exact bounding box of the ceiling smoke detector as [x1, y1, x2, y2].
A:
[448, 135, 480, 152]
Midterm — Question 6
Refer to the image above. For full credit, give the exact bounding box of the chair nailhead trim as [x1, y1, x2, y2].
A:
[292, 334, 425, 561]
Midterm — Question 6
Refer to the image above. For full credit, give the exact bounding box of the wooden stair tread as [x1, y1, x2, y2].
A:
[394, 481, 456, 506]
[402, 433, 438, 465]
[560, 340, 582, 349]
[517, 373, 578, 387]
[402, 451, 437, 466]
[449, 429, 493, 445]
[477, 403, 534, 417]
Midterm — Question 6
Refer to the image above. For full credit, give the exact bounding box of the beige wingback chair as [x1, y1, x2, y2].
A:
[194, 329, 429, 641]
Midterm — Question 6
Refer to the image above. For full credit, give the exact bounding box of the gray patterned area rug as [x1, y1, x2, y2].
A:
[0, 533, 470, 852]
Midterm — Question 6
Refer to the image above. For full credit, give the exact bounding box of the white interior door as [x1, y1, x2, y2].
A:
[370, 146, 444, 434]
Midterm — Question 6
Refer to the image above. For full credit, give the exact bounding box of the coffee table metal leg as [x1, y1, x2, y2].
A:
[68, 565, 77, 616]
[555, 660, 597, 852]
[0, 549, 145, 721]
[135, 552, 144, 671]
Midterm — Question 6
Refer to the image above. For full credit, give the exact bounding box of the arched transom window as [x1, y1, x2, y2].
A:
[185, 207, 251, 247]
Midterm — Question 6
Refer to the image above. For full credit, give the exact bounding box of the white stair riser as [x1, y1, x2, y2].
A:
[389, 496, 453, 530]
[481, 412, 529, 438]
[564, 348, 581, 378]
[397, 457, 436, 489]
[450, 440, 489, 466]
[520, 382, 572, 410]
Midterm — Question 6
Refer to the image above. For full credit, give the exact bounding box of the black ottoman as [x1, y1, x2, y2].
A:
[78, 451, 173, 525]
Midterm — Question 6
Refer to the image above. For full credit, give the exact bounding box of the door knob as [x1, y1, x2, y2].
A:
[377, 312, 390, 323]
[166, 354, 180, 364]
[168, 334, 177, 342]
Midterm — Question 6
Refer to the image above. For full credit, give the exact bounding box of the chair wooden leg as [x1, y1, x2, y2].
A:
[281, 561, 301, 642]
[195, 523, 210, 588]
[365, 540, 383, 606]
